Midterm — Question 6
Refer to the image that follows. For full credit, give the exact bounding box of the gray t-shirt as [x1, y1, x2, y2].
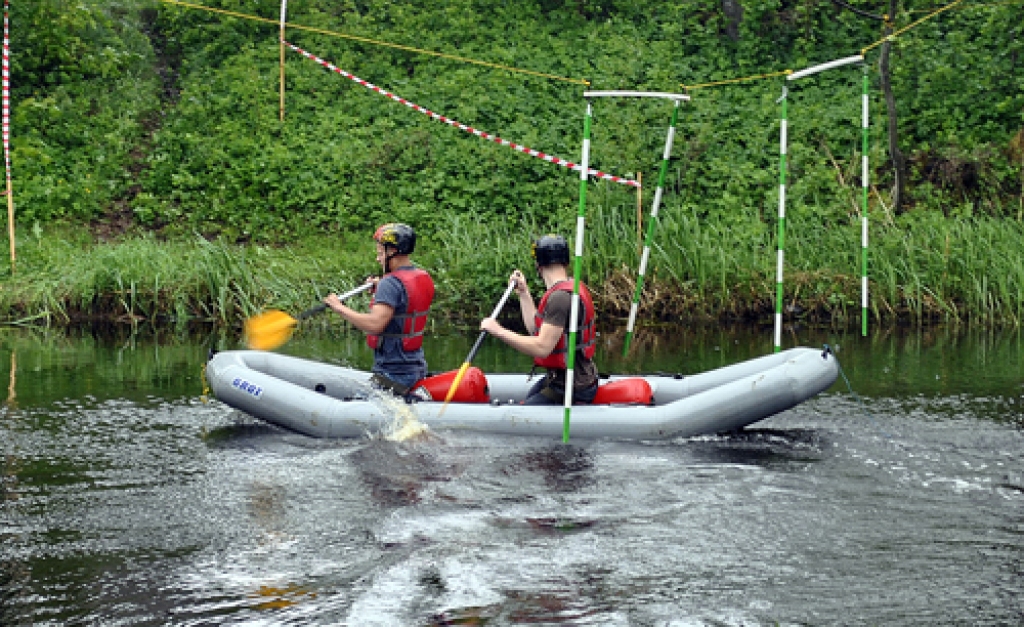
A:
[370, 267, 428, 386]
[539, 289, 599, 392]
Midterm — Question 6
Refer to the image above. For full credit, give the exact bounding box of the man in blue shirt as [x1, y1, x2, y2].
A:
[323, 223, 435, 395]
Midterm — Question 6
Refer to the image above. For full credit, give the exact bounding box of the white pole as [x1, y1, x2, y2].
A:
[583, 91, 690, 102]
[861, 67, 870, 337]
[787, 55, 864, 81]
[775, 87, 788, 353]
[279, 0, 288, 121]
[3, 0, 13, 272]
[564, 100, 593, 442]
[623, 100, 681, 356]
[774, 54, 865, 352]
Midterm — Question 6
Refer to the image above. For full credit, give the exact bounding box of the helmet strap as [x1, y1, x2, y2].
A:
[382, 250, 398, 274]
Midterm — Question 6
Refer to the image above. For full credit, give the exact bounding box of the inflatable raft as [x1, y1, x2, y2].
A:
[205, 346, 839, 440]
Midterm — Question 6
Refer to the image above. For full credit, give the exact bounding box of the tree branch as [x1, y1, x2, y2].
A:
[828, 0, 883, 21]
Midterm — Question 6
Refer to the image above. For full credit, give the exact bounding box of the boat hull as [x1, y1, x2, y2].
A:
[206, 347, 839, 440]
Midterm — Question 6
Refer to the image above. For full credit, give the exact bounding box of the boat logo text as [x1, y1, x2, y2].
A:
[232, 377, 263, 398]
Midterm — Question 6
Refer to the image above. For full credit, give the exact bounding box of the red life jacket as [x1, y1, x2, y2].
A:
[366, 267, 435, 352]
[532, 279, 596, 369]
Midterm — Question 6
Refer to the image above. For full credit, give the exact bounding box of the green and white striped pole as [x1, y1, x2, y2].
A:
[563, 99, 593, 443]
[861, 65, 870, 337]
[779, 55, 864, 352]
[581, 91, 689, 357]
[563, 91, 690, 439]
[774, 86, 789, 354]
[623, 99, 681, 357]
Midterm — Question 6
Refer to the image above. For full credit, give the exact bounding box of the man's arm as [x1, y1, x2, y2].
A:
[510, 270, 538, 334]
[481, 318, 562, 358]
[324, 298, 394, 334]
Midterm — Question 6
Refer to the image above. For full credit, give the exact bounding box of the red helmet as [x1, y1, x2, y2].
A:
[373, 223, 416, 255]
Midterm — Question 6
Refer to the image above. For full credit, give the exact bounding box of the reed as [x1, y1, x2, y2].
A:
[2, 212, 1024, 328]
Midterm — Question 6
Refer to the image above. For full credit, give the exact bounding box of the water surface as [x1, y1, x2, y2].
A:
[2, 325, 1022, 625]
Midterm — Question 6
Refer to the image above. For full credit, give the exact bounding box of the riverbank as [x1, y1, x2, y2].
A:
[2, 210, 1023, 329]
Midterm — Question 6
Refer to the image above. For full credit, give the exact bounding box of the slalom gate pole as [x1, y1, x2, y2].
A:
[636, 172, 642, 255]
[775, 55, 864, 352]
[3, 0, 13, 272]
[279, 0, 287, 121]
[774, 87, 788, 354]
[582, 91, 688, 357]
[623, 99, 680, 357]
[564, 99, 593, 443]
[861, 65, 870, 337]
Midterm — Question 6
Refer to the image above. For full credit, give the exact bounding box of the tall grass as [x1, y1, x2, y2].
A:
[0, 232, 368, 327]
[2, 211, 1024, 329]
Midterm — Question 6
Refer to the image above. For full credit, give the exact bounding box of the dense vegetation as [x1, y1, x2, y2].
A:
[2, 0, 1022, 328]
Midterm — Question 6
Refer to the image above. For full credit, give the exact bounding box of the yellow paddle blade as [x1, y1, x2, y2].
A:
[244, 310, 299, 351]
[437, 362, 471, 418]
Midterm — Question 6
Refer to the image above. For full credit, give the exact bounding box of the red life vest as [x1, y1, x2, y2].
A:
[532, 279, 596, 369]
[366, 267, 435, 352]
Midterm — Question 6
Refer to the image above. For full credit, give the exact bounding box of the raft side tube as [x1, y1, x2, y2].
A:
[205, 346, 839, 440]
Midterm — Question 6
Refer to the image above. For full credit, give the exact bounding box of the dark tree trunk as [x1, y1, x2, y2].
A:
[829, 0, 908, 213]
[879, 31, 907, 213]
[722, 0, 744, 41]
[880, 1, 907, 213]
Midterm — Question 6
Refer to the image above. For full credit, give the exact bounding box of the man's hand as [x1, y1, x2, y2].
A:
[480, 317, 502, 335]
[510, 269, 528, 296]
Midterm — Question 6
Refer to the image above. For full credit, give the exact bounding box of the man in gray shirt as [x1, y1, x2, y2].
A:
[324, 223, 435, 394]
[480, 235, 598, 405]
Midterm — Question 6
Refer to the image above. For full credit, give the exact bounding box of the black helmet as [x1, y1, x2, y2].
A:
[373, 223, 416, 255]
[532, 234, 570, 267]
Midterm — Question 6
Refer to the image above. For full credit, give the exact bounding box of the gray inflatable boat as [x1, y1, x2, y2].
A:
[205, 346, 839, 440]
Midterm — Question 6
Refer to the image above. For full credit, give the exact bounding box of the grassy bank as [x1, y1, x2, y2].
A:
[9, 0, 1022, 338]
[2, 209, 1023, 330]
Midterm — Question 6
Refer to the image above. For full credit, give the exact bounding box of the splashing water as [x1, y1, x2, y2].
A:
[365, 387, 433, 442]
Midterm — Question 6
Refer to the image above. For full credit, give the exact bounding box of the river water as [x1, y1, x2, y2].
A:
[1, 324, 1022, 625]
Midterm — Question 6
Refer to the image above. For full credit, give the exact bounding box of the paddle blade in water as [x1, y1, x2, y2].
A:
[244, 310, 299, 350]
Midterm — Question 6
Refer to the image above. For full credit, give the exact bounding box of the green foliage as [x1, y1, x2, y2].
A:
[10, 0, 160, 223]
[4, 0, 1023, 303]
[14, 0, 150, 87]
[6, 0, 1024, 327]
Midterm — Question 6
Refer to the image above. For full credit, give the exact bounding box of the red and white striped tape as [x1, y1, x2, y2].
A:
[284, 41, 640, 189]
[3, 0, 10, 185]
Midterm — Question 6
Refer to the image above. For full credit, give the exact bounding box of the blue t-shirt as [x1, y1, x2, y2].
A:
[370, 267, 428, 387]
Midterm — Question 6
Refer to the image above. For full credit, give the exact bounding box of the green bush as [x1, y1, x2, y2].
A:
[5, 0, 1022, 240]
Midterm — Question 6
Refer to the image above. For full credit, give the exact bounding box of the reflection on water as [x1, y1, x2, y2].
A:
[0, 324, 1022, 625]
[502, 445, 596, 493]
[685, 428, 830, 467]
[352, 440, 466, 508]
[6, 351, 14, 406]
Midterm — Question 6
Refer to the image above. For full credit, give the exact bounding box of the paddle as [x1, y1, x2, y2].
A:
[438, 279, 517, 415]
[244, 282, 374, 351]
